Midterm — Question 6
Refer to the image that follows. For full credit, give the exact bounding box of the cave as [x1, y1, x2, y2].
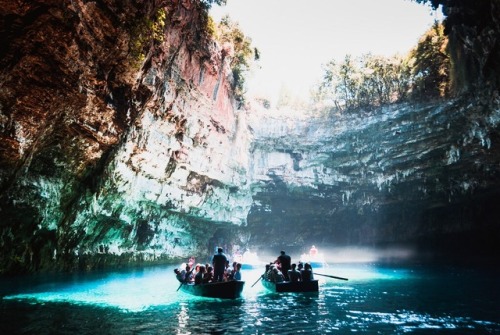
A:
[0, 0, 498, 276]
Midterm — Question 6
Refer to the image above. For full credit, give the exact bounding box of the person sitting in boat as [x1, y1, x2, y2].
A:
[223, 260, 233, 281]
[287, 263, 302, 282]
[264, 263, 272, 281]
[275, 250, 292, 281]
[183, 264, 194, 282]
[194, 265, 206, 285]
[212, 247, 228, 282]
[228, 261, 238, 280]
[179, 264, 187, 281]
[300, 262, 314, 281]
[174, 268, 184, 282]
[203, 266, 214, 283]
[233, 263, 242, 281]
[270, 266, 285, 283]
[194, 263, 201, 275]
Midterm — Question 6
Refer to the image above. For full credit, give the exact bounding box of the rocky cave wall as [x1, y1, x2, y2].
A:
[0, 0, 499, 274]
[244, 0, 500, 261]
[245, 98, 500, 261]
[0, 0, 252, 274]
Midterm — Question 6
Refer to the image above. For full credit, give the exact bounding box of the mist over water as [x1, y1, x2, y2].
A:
[312, 246, 415, 264]
[256, 245, 416, 266]
[1, 263, 498, 334]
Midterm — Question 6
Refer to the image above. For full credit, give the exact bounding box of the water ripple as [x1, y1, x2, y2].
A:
[1, 264, 498, 334]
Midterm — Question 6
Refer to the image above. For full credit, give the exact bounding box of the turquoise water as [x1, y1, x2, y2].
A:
[0, 263, 498, 334]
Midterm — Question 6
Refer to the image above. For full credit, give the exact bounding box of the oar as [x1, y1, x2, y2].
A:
[251, 275, 263, 287]
[177, 269, 193, 291]
[313, 272, 348, 281]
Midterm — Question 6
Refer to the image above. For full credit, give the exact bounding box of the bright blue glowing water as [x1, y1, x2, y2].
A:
[0, 263, 498, 334]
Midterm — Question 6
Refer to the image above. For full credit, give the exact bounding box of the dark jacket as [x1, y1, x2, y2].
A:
[288, 269, 301, 282]
[212, 252, 228, 272]
[278, 254, 291, 272]
[301, 268, 314, 281]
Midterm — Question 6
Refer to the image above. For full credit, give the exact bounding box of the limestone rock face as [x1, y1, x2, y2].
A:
[431, 0, 500, 91]
[245, 99, 500, 259]
[0, 0, 252, 273]
[1, 1, 499, 274]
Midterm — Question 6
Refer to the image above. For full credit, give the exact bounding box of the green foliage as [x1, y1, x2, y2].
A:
[317, 23, 449, 112]
[215, 15, 258, 107]
[129, 8, 168, 66]
[205, 15, 217, 37]
[200, 0, 227, 9]
[254, 97, 271, 109]
[150, 8, 167, 43]
[319, 53, 412, 112]
[412, 0, 441, 10]
[412, 1, 500, 91]
[254, 47, 260, 61]
[409, 22, 450, 99]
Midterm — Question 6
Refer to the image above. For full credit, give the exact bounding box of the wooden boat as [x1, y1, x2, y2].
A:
[261, 277, 319, 293]
[178, 280, 245, 299]
[299, 253, 327, 268]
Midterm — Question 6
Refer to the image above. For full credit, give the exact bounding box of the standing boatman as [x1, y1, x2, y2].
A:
[276, 250, 292, 281]
[212, 247, 228, 282]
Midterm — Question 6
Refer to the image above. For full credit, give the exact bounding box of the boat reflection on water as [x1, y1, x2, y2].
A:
[179, 280, 245, 299]
[299, 245, 328, 268]
[261, 277, 319, 293]
[1, 264, 497, 333]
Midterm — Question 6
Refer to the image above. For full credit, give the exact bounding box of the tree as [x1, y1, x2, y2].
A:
[316, 23, 449, 112]
[392, 55, 413, 101]
[321, 55, 360, 111]
[319, 53, 412, 112]
[409, 22, 450, 99]
[201, 0, 227, 9]
[216, 15, 259, 107]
